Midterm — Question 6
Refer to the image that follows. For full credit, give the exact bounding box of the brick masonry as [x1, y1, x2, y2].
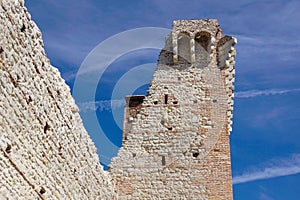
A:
[0, 1, 236, 199]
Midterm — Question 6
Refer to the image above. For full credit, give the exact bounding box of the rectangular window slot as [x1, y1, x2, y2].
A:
[162, 156, 166, 166]
[164, 95, 168, 104]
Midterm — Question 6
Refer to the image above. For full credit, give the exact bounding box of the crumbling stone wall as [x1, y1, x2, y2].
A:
[109, 20, 236, 200]
[0, 0, 116, 199]
[0, 1, 236, 199]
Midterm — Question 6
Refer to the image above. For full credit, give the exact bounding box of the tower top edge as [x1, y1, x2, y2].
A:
[171, 19, 221, 36]
[172, 19, 219, 27]
[173, 19, 218, 23]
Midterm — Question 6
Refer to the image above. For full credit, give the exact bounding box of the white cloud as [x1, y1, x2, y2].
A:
[78, 99, 125, 112]
[235, 88, 300, 98]
[233, 154, 300, 184]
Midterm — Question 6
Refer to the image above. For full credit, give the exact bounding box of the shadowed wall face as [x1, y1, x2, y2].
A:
[109, 20, 237, 200]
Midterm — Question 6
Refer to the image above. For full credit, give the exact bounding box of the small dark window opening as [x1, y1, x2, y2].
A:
[40, 187, 46, 194]
[167, 127, 173, 131]
[164, 94, 168, 104]
[132, 153, 136, 158]
[173, 101, 178, 105]
[193, 152, 199, 158]
[154, 101, 158, 105]
[213, 99, 217, 103]
[162, 156, 166, 166]
[0, 46, 3, 54]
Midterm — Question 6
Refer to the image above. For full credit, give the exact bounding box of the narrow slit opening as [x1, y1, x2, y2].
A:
[162, 156, 166, 166]
[164, 94, 168, 104]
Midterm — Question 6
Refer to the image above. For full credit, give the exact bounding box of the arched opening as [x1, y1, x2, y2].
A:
[195, 31, 211, 68]
[177, 32, 191, 66]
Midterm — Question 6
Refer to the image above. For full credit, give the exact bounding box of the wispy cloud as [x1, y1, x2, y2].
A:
[235, 88, 300, 98]
[78, 99, 125, 112]
[76, 88, 300, 111]
[233, 154, 300, 184]
[259, 193, 274, 200]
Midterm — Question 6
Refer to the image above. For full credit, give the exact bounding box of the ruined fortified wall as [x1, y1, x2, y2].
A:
[0, 1, 236, 200]
[0, 1, 116, 199]
[109, 20, 236, 199]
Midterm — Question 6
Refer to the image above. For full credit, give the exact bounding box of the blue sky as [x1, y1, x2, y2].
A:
[25, 0, 300, 199]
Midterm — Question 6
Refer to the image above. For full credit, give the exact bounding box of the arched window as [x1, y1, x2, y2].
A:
[177, 32, 191, 65]
[195, 31, 211, 68]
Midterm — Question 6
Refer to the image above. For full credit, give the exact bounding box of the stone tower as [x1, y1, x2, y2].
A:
[109, 20, 237, 199]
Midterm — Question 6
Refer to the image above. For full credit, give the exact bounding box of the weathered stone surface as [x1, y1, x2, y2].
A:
[0, 1, 236, 199]
[109, 20, 236, 200]
[0, 0, 116, 199]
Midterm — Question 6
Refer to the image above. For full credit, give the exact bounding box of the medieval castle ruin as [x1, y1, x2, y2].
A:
[0, 0, 236, 199]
